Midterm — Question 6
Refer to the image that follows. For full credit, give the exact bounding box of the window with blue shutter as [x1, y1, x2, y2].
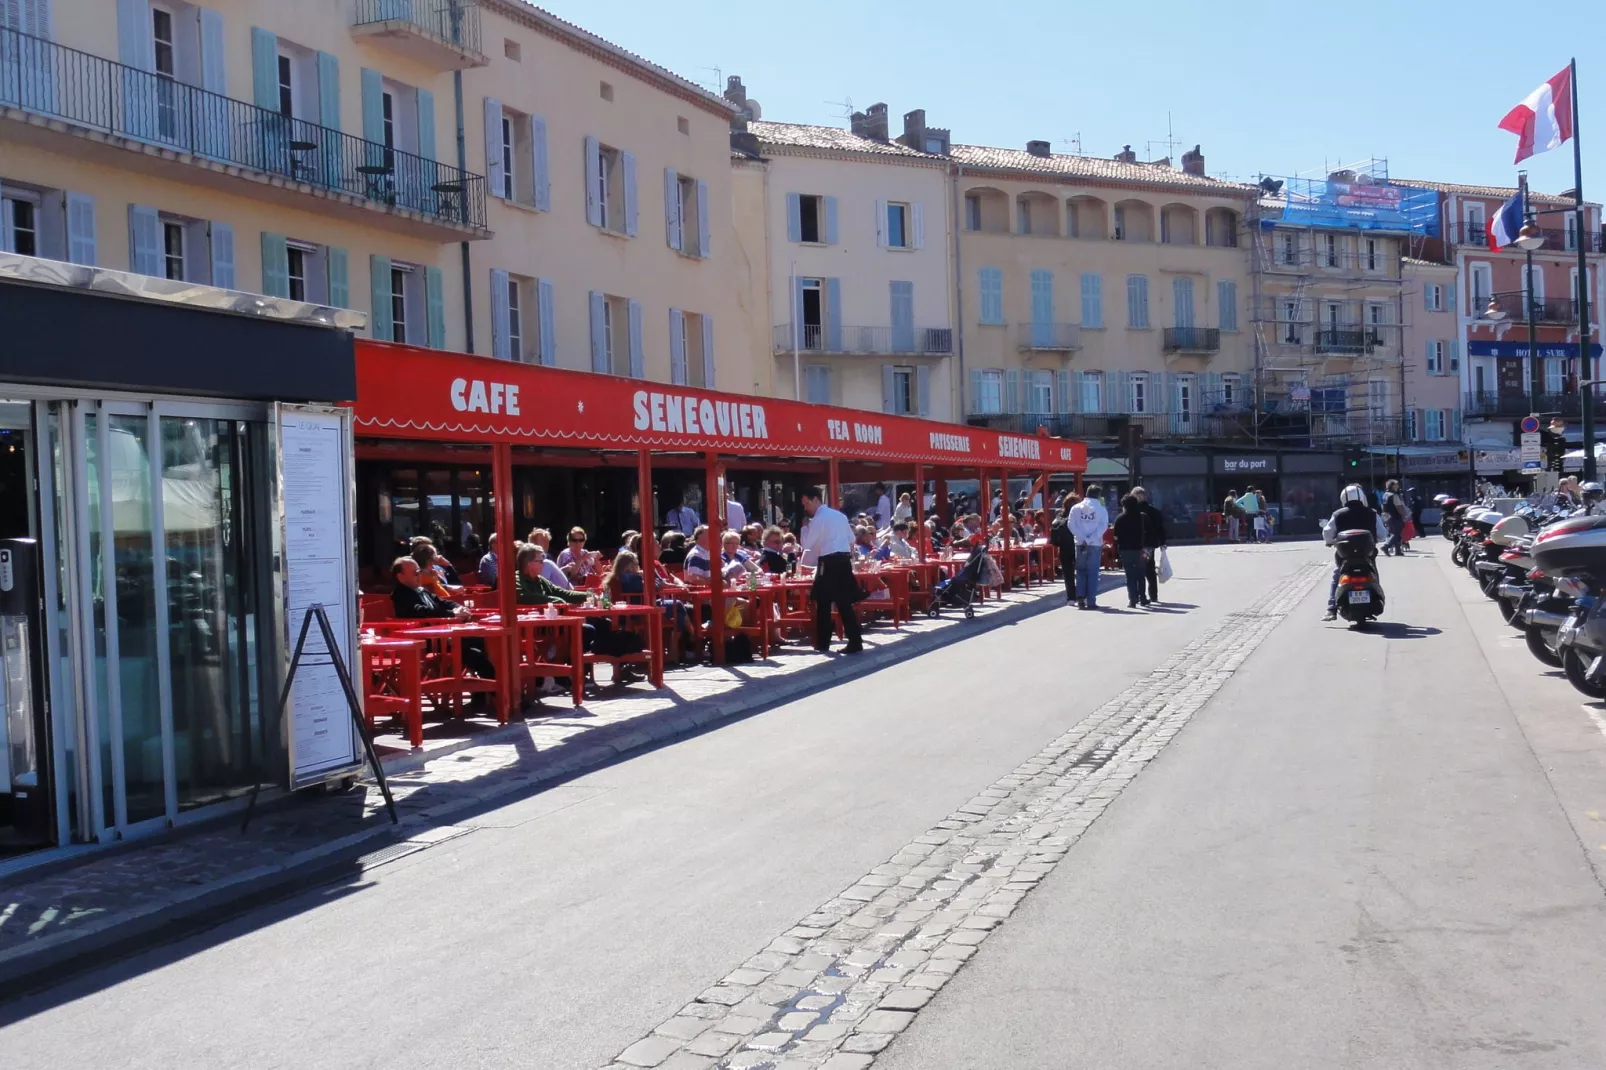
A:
[1172, 277, 1195, 328]
[978, 267, 1004, 325]
[1080, 273, 1102, 328]
[805, 364, 830, 404]
[1030, 270, 1054, 348]
[537, 279, 556, 366]
[1126, 275, 1149, 328]
[668, 307, 686, 383]
[890, 281, 914, 352]
[327, 247, 349, 308]
[260, 232, 290, 298]
[1218, 280, 1237, 331]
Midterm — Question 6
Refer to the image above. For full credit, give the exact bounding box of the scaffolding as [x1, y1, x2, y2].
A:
[1247, 158, 1439, 449]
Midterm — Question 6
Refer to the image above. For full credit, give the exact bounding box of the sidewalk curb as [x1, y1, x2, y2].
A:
[0, 584, 1075, 996]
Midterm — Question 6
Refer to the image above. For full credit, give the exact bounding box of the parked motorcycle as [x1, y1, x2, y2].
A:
[1530, 516, 1606, 696]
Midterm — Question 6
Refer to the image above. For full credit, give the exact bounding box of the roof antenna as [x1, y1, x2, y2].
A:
[1059, 133, 1083, 156]
[698, 65, 723, 95]
[825, 96, 854, 123]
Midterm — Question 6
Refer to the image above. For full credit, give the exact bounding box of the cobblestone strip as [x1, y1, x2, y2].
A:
[602, 562, 1324, 1070]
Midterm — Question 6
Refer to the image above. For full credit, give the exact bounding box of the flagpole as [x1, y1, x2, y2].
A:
[1572, 57, 1596, 480]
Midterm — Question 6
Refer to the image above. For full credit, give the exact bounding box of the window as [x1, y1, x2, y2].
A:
[1427, 340, 1446, 375]
[287, 245, 307, 302]
[1028, 370, 1053, 414]
[965, 194, 981, 232]
[677, 116, 690, 136]
[924, 136, 946, 154]
[1126, 274, 1149, 328]
[1470, 262, 1493, 310]
[152, 7, 177, 138]
[889, 366, 916, 415]
[678, 311, 710, 387]
[506, 275, 523, 357]
[799, 278, 823, 348]
[1364, 238, 1381, 271]
[276, 53, 293, 118]
[1282, 299, 1301, 344]
[1175, 375, 1194, 423]
[1465, 203, 1486, 234]
[1566, 212, 1580, 251]
[1218, 279, 1238, 331]
[1081, 273, 1103, 329]
[592, 293, 635, 376]
[676, 173, 704, 255]
[1113, 205, 1126, 241]
[799, 194, 822, 243]
[1546, 357, 1565, 394]
[587, 140, 630, 233]
[1078, 371, 1102, 414]
[1323, 233, 1339, 268]
[5, 197, 37, 257]
[1127, 373, 1148, 414]
[162, 219, 184, 280]
[390, 266, 409, 343]
[504, 38, 521, 62]
[1221, 373, 1242, 409]
[1368, 379, 1388, 419]
[1016, 200, 1031, 236]
[976, 370, 1003, 414]
[1277, 232, 1297, 266]
[1424, 408, 1444, 441]
[499, 115, 515, 199]
[1324, 301, 1342, 331]
[977, 266, 1004, 325]
[1173, 277, 1195, 328]
[599, 81, 613, 102]
[886, 202, 909, 248]
[1425, 283, 1444, 311]
[382, 91, 395, 150]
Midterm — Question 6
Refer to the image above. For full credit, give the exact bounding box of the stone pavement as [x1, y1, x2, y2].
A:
[0, 576, 1081, 992]
[596, 561, 1324, 1070]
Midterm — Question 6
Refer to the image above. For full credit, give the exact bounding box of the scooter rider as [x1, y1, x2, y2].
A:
[1322, 484, 1388, 621]
[1580, 481, 1606, 516]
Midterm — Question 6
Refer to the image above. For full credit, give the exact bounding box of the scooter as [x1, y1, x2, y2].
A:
[1531, 516, 1606, 695]
[1332, 528, 1385, 626]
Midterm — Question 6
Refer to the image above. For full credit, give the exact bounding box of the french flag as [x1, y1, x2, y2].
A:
[1499, 66, 1574, 164]
[1487, 190, 1525, 252]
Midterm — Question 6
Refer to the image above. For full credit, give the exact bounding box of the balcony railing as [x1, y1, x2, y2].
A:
[0, 26, 486, 230]
[1478, 294, 1579, 324]
[1015, 322, 1082, 351]
[352, 0, 487, 68]
[1163, 327, 1221, 354]
[1450, 220, 1603, 252]
[1464, 391, 1582, 417]
[773, 324, 953, 356]
[1314, 328, 1379, 354]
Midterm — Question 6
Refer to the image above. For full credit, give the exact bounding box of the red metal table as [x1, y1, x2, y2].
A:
[393, 622, 509, 722]
[565, 603, 664, 687]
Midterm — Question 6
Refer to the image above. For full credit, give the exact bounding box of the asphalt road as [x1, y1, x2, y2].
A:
[5, 540, 1605, 1070]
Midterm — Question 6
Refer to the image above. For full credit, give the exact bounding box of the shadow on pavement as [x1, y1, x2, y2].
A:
[1359, 622, 1442, 640]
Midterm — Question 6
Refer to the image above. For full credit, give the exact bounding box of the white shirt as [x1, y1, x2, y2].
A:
[893, 500, 913, 524]
[725, 497, 746, 532]
[802, 505, 855, 560]
[885, 535, 917, 560]
[1068, 498, 1109, 546]
[874, 494, 893, 528]
[540, 559, 573, 589]
[668, 505, 698, 536]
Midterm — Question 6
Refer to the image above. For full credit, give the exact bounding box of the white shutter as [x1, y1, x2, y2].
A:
[127, 204, 161, 276]
[628, 298, 644, 378]
[912, 202, 925, 249]
[875, 199, 887, 247]
[882, 365, 896, 414]
[823, 195, 839, 245]
[584, 136, 602, 227]
[490, 268, 510, 359]
[529, 115, 550, 210]
[668, 308, 686, 384]
[483, 98, 503, 195]
[209, 221, 235, 289]
[537, 278, 556, 366]
[785, 193, 801, 243]
[664, 168, 681, 250]
[701, 315, 715, 388]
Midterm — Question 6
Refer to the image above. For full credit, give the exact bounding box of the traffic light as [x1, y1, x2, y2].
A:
[1543, 429, 1566, 472]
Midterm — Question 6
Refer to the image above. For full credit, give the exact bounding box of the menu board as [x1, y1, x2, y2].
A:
[278, 406, 360, 786]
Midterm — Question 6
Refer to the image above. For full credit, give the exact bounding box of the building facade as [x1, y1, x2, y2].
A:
[1400, 255, 1462, 442]
[727, 88, 957, 420]
[0, 0, 747, 387]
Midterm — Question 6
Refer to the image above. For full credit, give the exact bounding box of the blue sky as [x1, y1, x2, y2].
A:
[542, 0, 1606, 196]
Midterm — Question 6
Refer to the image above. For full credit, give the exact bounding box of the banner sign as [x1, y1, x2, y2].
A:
[1467, 341, 1603, 359]
[1270, 175, 1440, 235]
[1213, 454, 1277, 475]
[1474, 448, 1522, 473]
[353, 342, 1087, 472]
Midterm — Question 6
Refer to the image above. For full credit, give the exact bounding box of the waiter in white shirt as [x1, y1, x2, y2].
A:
[800, 487, 864, 654]
[725, 493, 746, 533]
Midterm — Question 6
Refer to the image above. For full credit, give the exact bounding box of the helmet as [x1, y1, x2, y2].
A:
[1340, 484, 1367, 505]
[1584, 482, 1604, 502]
[1433, 493, 1450, 504]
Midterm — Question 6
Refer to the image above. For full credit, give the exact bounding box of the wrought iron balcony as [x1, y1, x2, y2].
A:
[965, 411, 1254, 442]
[352, 0, 488, 69]
[1163, 327, 1221, 354]
[1464, 391, 1581, 417]
[773, 324, 953, 356]
[1451, 219, 1603, 252]
[0, 26, 486, 233]
[1479, 293, 1578, 324]
[1015, 322, 1082, 351]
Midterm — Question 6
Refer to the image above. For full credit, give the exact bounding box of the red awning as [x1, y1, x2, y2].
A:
[353, 342, 1086, 472]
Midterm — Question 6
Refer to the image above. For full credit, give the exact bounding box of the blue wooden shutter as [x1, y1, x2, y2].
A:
[701, 315, 715, 388]
[805, 365, 829, 404]
[530, 116, 550, 210]
[825, 277, 843, 351]
[589, 291, 607, 371]
[824, 195, 839, 245]
[621, 151, 638, 237]
[668, 308, 686, 383]
[66, 192, 97, 265]
[1424, 338, 1435, 374]
[368, 254, 392, 339]
[696, 180, 710, 258]
[127, 204, 160, 275]
[490, 268, 510, 359]
[1218, 280, 1236, 330]
[875, 200, 887, 247]
[664, 168, 681, 250]
[969, 369, 983, 413]
[882, 365, 896, 413]
[979, 267, 1003, 324]
[263, 233, 292, 298]
[785, 193, 801, 242]
[425, 267, 445, 348]
[537, 279, 556, 365]
[912, 203, 925, 249]
[360, 68, 385, 171]
[917, 365, 931, 416]
[1080, 272, 1102, 328]
[249, 26, 278, 110]
[628, 299, 644, 377]
[1030, 269, 1053, 347]
[890, 281, 914, 352]
[584, 136, 602, 226]
[484, 98, 504, 195]
[316, 52, 342, 181]
[209, 222, 235, 289]
[328, 246, 349, 307]
[1173, 277, 1195, 328]
[1449, 339, 1461, 372]
[417, 88, 436, 162]
[1005, 368, 1021, 414]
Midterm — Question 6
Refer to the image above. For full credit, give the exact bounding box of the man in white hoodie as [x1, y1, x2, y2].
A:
[1068, 483, 1110, 610]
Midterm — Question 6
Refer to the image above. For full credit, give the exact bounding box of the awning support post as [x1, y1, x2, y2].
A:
[706, 451, 725, 665]
[492, 442, 518, 722]
[638, 448, 662, 686]
[913, 463, 925, 562]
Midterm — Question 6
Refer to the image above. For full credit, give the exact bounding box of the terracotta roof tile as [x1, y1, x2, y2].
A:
[1392, 178, 1588, 207]
[748, 120, 934, 158]
[950, 144, 1255, 194]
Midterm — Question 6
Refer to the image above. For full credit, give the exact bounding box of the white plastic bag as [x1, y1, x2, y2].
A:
[1157, 547, 1174, 584]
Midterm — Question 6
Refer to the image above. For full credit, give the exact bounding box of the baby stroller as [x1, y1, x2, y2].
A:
[928, 548, 990, 619]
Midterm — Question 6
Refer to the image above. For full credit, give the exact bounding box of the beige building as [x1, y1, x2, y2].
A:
[725, 87, 957, 419]
[953, 141, 1257, 441]
[0, 0, 746, 386]
[1400, 256, 1462, 442]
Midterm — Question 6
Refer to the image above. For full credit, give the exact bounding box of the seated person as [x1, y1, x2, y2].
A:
[617, 529, 640, 558]
[410, 543, 461, 603]
[883, 521, 917, 560]
[410, 536, 462, 587]
[557, 526, 601, 586]
[608, 549, 698, 660]
[758, 526, 794, 574]
[516, 545, 589, 607]
[741, 523, 764, 551]
[685, 528, 746, 582]
[721, 530, 761, 576]
[851, 524, 880, 560]
[525, 528, 575, 589]
[390, 557, 495, 691]
[658, 529, 690, 566]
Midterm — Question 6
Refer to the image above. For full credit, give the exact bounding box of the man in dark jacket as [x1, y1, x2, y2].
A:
[1322, 485, 1384, 621]
[1132, 486, 1167, 604]
[1050, 499, 1077, 603]
[391, 557, 497, 683]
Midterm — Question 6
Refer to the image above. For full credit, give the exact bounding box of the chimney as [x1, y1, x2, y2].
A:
[865, 102, 889, 141]
[724, 75, 749, 132]
[1026, 139, 1051, 158]
[850, 110, 868, 138]
[1114, 144, 1137, 164]
[900, 108, 926, 147]
[1181, 144, 1205, 176]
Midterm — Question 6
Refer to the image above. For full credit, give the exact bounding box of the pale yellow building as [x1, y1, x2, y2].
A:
[0, 0, 746, 387]
[953, 142, 1257, 441]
